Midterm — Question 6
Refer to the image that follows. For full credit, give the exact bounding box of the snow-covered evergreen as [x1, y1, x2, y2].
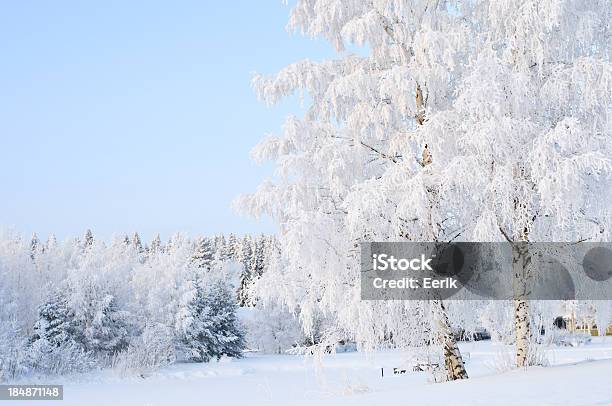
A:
[149, 233, 163, 254]
[191, 236, 215, 271]
[31, 290, 81, 349]
[28, 290, 93, 375]
[225, 233, 239, 261]
[177, 276, 246, 362]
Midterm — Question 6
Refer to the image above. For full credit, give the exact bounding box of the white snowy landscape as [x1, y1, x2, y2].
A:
[1, 231, 612, 404]
[1, 0, 611, 404]
[9, 339, 612, 406]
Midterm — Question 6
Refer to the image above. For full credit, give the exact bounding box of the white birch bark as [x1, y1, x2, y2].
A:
[512, 243, 532, 368]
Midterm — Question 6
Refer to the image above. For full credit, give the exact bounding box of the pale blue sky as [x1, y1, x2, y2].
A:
[0, 1, 340, 242]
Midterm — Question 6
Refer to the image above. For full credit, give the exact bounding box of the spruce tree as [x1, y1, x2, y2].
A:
[192, 237, 214, 271]
[207, 280, 245, 359]
[178, 278, 245, 362]
[237, 235, 254, 306]
[213, 235, 227, 260]
[82, 294, 130, 355]
[250, 235, 265, 279]
[45, 234, 58, 251]
[30, 233, 40, 260]
[83, 229, 94, 248]
[31, 291, 80, 348]
[28, 291, 91, 374]
[225, 233, 238, 261]
[150, 233, 163, 254]
[131, 232, 143, 253]
[239, 235, 253, 270]
[237, 275, 250, 307]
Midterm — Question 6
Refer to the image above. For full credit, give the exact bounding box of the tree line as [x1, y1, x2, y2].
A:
[0, 229, 279, 380]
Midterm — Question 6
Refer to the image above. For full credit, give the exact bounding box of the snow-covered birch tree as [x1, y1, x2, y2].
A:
[237, 0, 611, 376]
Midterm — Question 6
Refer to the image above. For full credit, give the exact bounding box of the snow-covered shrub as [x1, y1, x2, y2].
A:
[478, 301, 515, 344]
[548, 330, 592, 347]
[243, 303, 301, 354]
[27, 339, 95, 376]
[112, 323, 175, 377]
[0, 327, 28, 382]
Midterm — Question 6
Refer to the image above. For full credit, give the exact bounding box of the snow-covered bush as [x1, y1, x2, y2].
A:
[478, 301, 515, 344]
[27, 339, 95, 376]
[0, 326, 28, 382]
[548, 329, 592, 347]
[243, 303, 302, 354]
[112, 323, 176, 377]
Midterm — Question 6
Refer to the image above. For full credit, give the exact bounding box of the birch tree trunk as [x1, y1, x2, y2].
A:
[433, 300, 469, 380]
[513, 243, 532, 367]
[381, 18, 468, 379]
[510, 189, 534, 367]
[418, 82, 468, 380]
[514, 299, 531, 367]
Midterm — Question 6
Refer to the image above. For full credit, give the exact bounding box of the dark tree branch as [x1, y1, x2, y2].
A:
[359, 141, 399, 163]
[499, 226, 513, 243]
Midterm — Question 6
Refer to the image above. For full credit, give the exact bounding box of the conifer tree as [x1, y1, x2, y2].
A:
[28, 290, 93, 374]
[237, 235, 254, 306]
[192, 236, 215, 271]
[83, 229, 94, 249]
[72, 286, 131, 356]
[45, 234, 58, 252]
[206, 280, 246, 359]
[30, 233, 40, 260]
[238, 235, 252, 267]
[238, 236, 266, 306]
[250, 235, 266, 279]
[150, 233, 163, 254]
[213, 234, 227, 261]
[31, 291, 81, 349]
[177, 277, 245, 362]
[83, 294, 130, 355]
[131, 232, 143, 254]
[225, 233, 238, 261]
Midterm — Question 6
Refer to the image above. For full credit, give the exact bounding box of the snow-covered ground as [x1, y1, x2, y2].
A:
[14, 338, 612, 406]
